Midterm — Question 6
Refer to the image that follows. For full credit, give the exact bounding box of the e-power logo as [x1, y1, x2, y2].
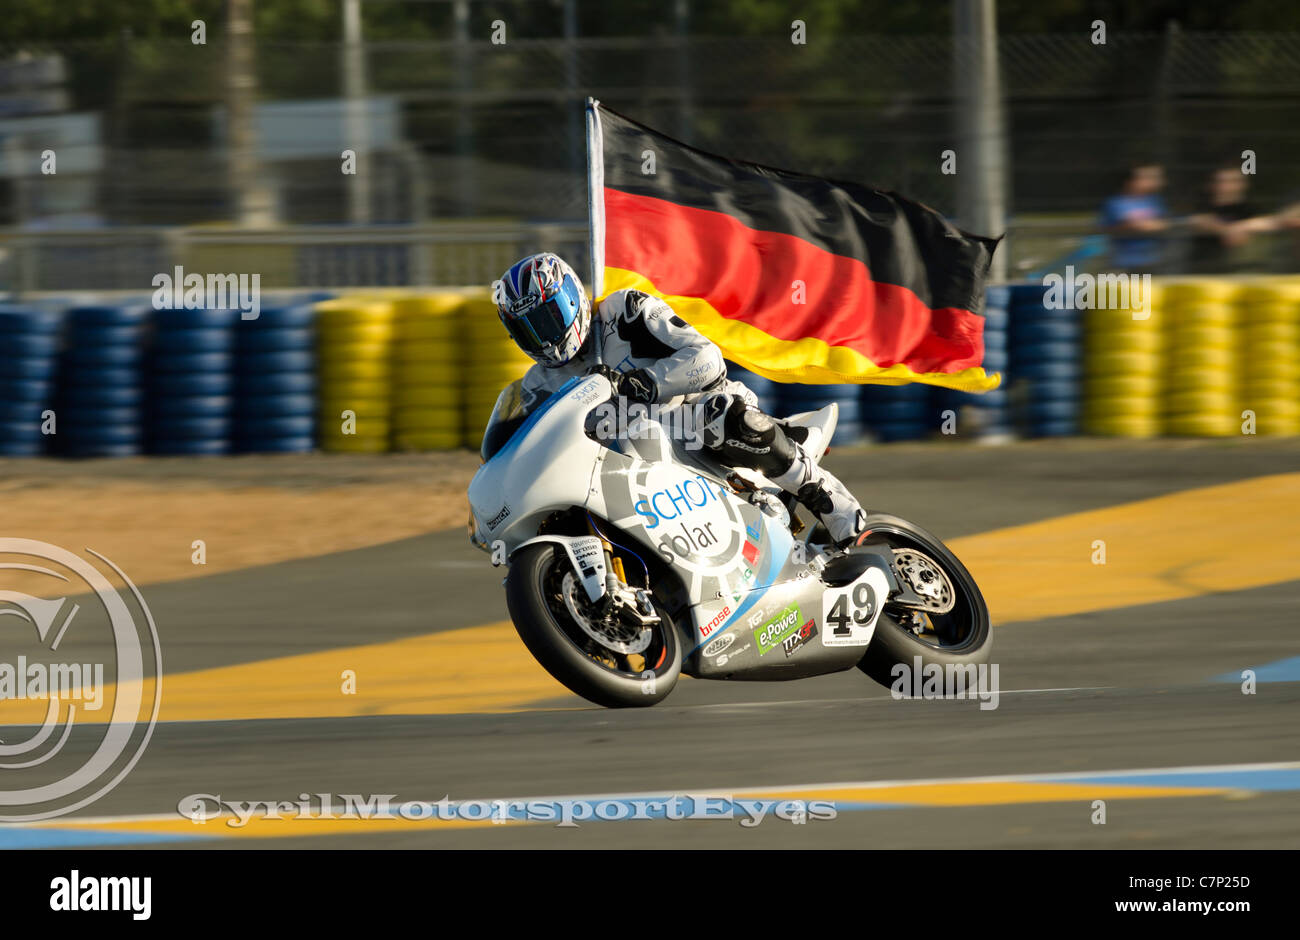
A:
[0, 539, 161, 822]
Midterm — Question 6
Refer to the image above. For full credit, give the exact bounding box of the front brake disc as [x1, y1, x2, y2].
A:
[561, 572, 652, 654]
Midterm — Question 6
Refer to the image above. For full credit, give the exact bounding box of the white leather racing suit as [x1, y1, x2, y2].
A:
[518, 289, 867, 544]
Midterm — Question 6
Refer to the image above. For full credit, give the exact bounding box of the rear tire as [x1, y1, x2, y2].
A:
[855, 513, 993, 695]
[505, 543, 681, 707]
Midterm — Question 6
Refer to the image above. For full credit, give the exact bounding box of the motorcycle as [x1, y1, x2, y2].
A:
[467, 372, 991, 707]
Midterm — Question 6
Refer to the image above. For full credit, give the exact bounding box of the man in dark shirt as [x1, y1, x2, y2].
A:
[1188, 167, 1280, 273]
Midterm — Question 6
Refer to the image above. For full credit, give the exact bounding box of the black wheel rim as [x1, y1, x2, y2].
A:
[538, 552, 671, 679]
[870, 525, 983, 653]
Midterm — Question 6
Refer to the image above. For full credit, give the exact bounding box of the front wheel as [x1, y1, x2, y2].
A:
[505, 543, 682, 707]
[855, 513, 993, 695]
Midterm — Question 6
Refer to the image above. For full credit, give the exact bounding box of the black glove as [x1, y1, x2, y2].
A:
[586, 365, 658, 405]
[620, 368, 658, 405]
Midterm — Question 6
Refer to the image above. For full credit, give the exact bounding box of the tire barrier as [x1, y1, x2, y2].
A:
[777, 382, 866, 443]
[54, 304, 149, 457]
[1235, 281, 1300, 436]
[1159, 279, 1240, 437]
[1009, 282, 1081, 437]
[8, 278, 1298, 460]
[931, 283, 1011, 440]
[0, 304, 63, 456]
[859, 384, 931, 443]
[1083, 281, 1163, 437]
[233, 303, 317, 453]
[464, 289, 533, 450]
[391, 293, 464, 451]
[145, 307, 240, 455]
[315, 297, 396, 453]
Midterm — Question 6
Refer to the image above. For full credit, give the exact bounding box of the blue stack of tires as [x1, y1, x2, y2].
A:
[55, 304, 149, 457]
[778, 383, 865, 444]
[0, 305, 63, 456]
[146, 308, 238, 455]
[931, 284, 1012, 439]
[860, 384, 933, 442]
[232, 304, 317, 453]
[1008, 281, 1081, 437]
[725, 362, 779, 415]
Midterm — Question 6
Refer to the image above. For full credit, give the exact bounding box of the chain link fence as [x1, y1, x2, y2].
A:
[1, 29, 1298, 292]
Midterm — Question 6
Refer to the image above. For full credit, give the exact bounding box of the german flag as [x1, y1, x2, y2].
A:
[585, 100, 1002, 391]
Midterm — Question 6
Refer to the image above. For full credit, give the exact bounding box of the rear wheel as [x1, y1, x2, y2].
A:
[505, 543, 681, 707]
[854, 513, 992, 695]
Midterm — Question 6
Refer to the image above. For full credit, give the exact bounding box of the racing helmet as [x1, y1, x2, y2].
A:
[494, 252, 592, 367]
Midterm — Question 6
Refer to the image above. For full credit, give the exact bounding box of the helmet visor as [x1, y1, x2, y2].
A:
[501, 295, 576, 357]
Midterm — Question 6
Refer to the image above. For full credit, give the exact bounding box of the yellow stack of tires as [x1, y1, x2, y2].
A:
[1160, 279, 1240, 437]
[1236, 280, 1300, 436]
[315, 297, 396, 453]
[391, 293, 465, 451]
[1082, 281, 1163, 437]
[463, 290, 533, 450]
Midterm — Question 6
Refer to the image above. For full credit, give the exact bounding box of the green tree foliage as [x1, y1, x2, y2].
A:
[2, 0, 1297, 45]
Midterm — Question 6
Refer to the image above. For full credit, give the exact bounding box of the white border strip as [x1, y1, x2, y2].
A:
[23, 760, 1300, 828]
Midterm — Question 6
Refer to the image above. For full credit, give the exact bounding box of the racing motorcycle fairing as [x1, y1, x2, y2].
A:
[468, 374, 904, 683]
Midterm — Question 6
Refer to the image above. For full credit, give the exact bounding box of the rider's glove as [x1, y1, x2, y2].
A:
[588, 365, 658, 405]
[619, 368, 658, 405]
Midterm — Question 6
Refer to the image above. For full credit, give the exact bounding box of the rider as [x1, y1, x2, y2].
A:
[492, 252, 868, 547]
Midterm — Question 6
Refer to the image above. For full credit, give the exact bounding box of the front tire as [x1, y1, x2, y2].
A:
[855, 513, 993, 695]
[505, 543, 682, 707]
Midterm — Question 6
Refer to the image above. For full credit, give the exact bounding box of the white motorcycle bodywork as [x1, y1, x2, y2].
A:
[468, 374, 901, 679]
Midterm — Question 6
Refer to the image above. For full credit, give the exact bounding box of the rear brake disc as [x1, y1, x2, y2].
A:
[891, 548, 956, 615]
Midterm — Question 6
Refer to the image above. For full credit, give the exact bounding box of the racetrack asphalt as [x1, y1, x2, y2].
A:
[5, 438, 1299, 848]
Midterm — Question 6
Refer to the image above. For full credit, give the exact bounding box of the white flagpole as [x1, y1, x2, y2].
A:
[585, 98, 606, 301]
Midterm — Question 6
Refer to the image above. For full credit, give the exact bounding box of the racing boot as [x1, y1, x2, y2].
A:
[771, 445, 868, 548]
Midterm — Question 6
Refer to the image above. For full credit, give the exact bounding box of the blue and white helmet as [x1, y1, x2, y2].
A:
[495, 252, 592, 367]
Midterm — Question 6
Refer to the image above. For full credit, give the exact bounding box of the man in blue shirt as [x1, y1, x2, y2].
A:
[1099, 164, 1169, 271]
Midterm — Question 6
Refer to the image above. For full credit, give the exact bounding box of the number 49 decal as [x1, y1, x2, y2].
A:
[821, 567, 890, 647]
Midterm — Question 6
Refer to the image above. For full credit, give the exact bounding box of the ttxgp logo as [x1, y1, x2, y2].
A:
[0, 539, 161, 821]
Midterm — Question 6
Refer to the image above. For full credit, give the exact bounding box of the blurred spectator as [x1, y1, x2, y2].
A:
[1270, 195, 1300, 270]
[1187, 167, 1281, 273]
[1099, 164, 1169, 272]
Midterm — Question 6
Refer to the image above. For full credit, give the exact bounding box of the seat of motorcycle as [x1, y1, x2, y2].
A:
[778, 402, 838, 462]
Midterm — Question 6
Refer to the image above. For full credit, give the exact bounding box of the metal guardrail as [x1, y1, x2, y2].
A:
[0, 220, 589, 296]
[4, 217, 1295, 298]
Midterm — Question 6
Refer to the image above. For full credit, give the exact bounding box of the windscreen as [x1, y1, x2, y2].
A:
[479, 379, 530, 461]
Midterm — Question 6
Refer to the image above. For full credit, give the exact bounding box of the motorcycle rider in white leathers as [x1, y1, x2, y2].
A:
[493, 252, 868, 547]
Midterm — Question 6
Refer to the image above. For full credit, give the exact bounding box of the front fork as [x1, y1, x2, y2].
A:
[588, 517, 656, 620]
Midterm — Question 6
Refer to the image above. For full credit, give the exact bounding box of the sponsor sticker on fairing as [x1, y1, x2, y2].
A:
[702, 633, 736, 658]
[700, 605, 730, 638]
[781, 619, 817, 657]
[754, 605, 803, 656]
